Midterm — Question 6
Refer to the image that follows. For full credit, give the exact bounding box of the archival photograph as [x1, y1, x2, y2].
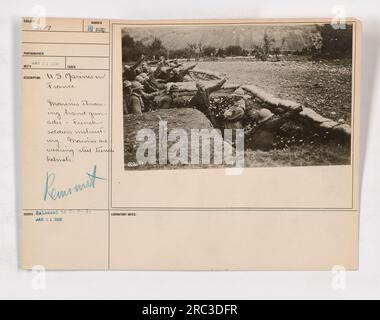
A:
[122, 23, 354, 170]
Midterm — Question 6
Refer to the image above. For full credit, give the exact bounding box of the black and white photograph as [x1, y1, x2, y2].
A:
[122, 23, 354, 170]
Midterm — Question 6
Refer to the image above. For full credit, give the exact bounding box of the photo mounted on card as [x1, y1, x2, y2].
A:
[22, 18, 361, 270]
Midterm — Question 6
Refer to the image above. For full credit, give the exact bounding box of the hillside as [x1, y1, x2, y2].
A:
[122, 24, 319, 52]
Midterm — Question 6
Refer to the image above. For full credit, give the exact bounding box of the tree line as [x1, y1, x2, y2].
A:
[122, 24, 353, 62]
[121, 33, 253, 62]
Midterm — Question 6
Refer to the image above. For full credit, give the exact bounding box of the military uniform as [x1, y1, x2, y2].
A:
[188, 78, 226, 127]
[224, 99, 246, 129]
[249, 108, 302, 151]
[126, 93, 144, 115]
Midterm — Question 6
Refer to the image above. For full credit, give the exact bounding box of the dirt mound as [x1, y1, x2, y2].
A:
[124, 108, 224, 170]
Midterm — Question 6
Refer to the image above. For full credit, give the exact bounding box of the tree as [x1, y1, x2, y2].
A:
[216, 48, 226, 58]
[314, 24, 353, 59]
[150, 37, 163, 50]
[148, 37, 166, 59]
[122, 34, 145, 62]
[225, 45, 243, 56]
[197, 41, 204, 57]
[203, 46, 217, 57]
[122, 34, 169, 62]
[262, 32, 275, 58]
[169, 48, 188, 59]
[186, 43, 198, 59]
[122, 33, 135, 48]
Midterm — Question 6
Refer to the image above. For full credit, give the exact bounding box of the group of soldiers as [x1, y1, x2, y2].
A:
[123, 55, 303, 151]
[123, 55, 227, 127]
[222, 90, 303, 151]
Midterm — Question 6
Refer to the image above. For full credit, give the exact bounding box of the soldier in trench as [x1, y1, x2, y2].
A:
[123, 80, 133, 115]
[123, 54, 145, 81]
[157, 84, 189, 109]
[247, 106, 303, 151]
[188, 78, 227, 127]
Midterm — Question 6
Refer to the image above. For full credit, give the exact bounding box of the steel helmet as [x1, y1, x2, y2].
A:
[256, 108, 274, 123]
[195, 81, 206, 90]
[135, 75, 144, 82]
[224, 107, 245, 121]
[232, 87, 250, 99]
[131, 81, 144, 90]
[123, 80, 132, 87]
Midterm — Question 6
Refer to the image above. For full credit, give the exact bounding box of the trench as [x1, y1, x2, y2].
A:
[208, 95, 348, 151]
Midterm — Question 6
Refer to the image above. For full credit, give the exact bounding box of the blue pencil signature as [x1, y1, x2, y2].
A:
[43, 165, 106, 201]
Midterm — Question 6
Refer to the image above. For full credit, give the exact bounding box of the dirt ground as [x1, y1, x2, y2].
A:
[197, 58, 352, 125]
[124, 108, 225, 170]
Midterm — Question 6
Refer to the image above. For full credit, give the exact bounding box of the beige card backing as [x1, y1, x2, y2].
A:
[21, 18, 361, 270]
